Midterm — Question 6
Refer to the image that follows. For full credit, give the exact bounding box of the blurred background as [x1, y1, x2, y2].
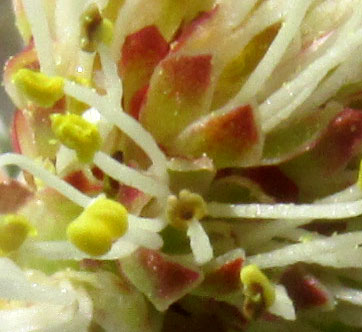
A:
[0, 0, 22, 150]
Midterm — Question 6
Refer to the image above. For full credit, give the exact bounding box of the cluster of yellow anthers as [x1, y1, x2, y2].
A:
[0, 214, 36, 255]
[11, 67, 131, 257]
[67, 197, 128, 256]
[13, 68, 102, 164]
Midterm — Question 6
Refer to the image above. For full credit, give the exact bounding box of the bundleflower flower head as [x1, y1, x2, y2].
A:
[3, 0, 362, 331]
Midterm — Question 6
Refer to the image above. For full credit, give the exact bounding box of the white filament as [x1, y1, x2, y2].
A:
[238, 184, 362, 249]
[122, 226, 163, 250]
[63, 81, 168, 181]
[128, 215, 166, 232]
[235, 0, 313, 103]
[262, 28, 362, 132]
[93, 151, 168, 199]
[20, 239, 138, 261]
[0, 258, 72, 305]
[260, 3, 362, 132]
[111, 0, 143, 62]
[224, 0, 260, 30]
[22, 0, 55, 75]
[248, 231, 362, 269]
[0, 153, 91, 208]
[98, 43, 123, 108]
[301, 45, 362, 112]
[208, 199, 362, 220]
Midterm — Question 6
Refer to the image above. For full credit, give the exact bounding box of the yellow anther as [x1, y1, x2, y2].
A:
[66, 197, 128, 256]
[12, 68, 64, 108]
[300, 234, 314, 243]
[358, 160, 362, 190]
[97, 18, 114, 46]
[240, 264, 275, 308]
[166, 189, 207, 230]
[80, 5, 114, 52]
[82, 197, 128, 238]
[51, 113, 101, 163]
[0, 215, 36, 254]
[67, 220, 113, 256]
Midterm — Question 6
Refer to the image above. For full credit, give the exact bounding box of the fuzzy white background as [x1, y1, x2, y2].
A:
[0, 1, 22, 151]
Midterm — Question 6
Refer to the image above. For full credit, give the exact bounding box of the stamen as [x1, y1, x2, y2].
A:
[207, 200, 362, 220]
[93, 151, 168, 199]
[80, 4, 114, 53]
[22, 0, 56, 75]
[0, 215, 36, 254]
[12, 69, 64, 108]
[67, 197, 128, 256]
[241, 264, 275, 319]
[0, 153, 91, 208]
[51, 113, 101, 163]
[358, 160, 362, 190]
[63, 81, 168, 181]
[166, 190, 207, 229]
[235, 0, 313, 103]
[166, 190, 212, 264]
[98, 43, 122, 108]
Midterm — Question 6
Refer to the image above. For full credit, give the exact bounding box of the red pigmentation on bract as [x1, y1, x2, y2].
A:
[0, 179, 33, 214]
[129, 84, 149, 120]
[139, 248, 200, 299]
[139, 54, 213, 146]
[162, 54, 212, 97]
[172, 6, 219, 52]
[205, 105, 258, 152]
[173, 104, 261, 168]
[63, 170, 103, 195]
[120, 25, 170, 115]
[201, 258, 244, 296]
[244, 166, 299, 203]
[121, 25, 170, 69]
[280, 266, 333, 310]
[313, 108, 362, 174]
